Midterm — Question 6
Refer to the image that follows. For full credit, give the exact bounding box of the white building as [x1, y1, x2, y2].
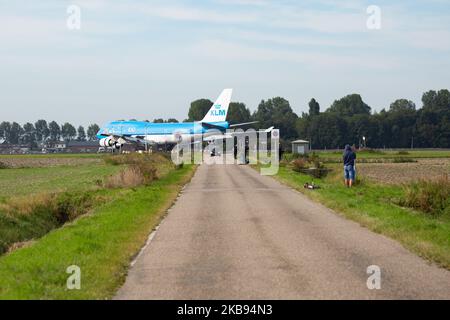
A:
[291, 140, 310, 154]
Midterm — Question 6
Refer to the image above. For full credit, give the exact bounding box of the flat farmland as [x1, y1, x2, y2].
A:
[0, 155, 117, 198]
[316, 149, 450, 160]
[0, 152, 195, 299]
[0, 155, 100, 169]
[357, 158, 450, 184]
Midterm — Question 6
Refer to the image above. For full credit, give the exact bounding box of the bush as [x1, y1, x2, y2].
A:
[399, 175, 450, 217]
[0, 161, 8, 169]
[282, 152, 303, 163]
[105, 164, 157, 189]
[307, 152, 319, 163]
[103, 153, 166, 188]
[292, 158, 307, 172]
[291, 156, 329, 178]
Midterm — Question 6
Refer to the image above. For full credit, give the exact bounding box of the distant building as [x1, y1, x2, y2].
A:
[291, 139, 310, 154]
[43, 140, 99, 153]
[44, 141, 67, 153]
[0, 143, 32, 154]
[65, 141, 100, 153]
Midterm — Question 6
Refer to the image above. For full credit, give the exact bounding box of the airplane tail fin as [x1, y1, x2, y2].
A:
[201, 89, 233, 123]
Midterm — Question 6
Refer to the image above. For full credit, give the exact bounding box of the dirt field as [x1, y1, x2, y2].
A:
[0, 157, 101, 168]
[357, 159, 450, 184]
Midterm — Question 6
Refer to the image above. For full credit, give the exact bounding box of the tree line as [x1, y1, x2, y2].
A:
[1, 89, 449, 149]
[0, 121, 100, 145]
[187, 89, 450, 149]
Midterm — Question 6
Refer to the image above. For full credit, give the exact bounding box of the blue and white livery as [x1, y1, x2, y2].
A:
[97, 89, 257, 149]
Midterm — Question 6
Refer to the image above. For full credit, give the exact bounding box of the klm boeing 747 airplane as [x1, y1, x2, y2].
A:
[96, 89, 260, 149]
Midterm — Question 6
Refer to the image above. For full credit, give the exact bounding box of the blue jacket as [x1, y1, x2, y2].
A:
[343, 145, 356, 166]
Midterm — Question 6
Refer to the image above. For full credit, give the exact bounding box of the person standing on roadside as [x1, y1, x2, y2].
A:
[343, 144, 357, 187]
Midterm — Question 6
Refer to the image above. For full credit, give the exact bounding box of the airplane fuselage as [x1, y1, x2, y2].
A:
[97, 120, 229, 145]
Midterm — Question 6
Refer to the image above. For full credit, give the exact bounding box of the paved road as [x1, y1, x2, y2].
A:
[116, 161, 450, 299]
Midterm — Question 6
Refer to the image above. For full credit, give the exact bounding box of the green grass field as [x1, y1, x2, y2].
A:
[0, 152, 196, 299]
[262, 161, 450, 269]
[0, 163, 119, 199]
[0, 156, 125, 255]
[0, 153, 102, 159]
[314, 149, 450, 160]
[0, 164, 195, 299]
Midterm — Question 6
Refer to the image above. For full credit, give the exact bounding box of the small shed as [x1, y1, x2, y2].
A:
[291, 139, 310, 155]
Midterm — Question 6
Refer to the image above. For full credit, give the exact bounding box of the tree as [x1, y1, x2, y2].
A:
[61, 123, 77, 141]
[34, 120, 49, 143]
[22, 122, 36, 145]
[227, 102, 251, 124]
[308, 98, 320, 116]
[435, 89, 450, 110]
[87, 124, 100, 141]
[347, 114, 377, 148]
[167, 118, 179, 123]
[9, 122, 23, 144]
[77, 126, 86, 141]
[422, 89, 450, 111]
[296, 113, 348, 149]
[49, 121, 61, 141]
[389, 99, 416, 113]
[253, 97, 298, 140]
[188, 99, 213, 121]
[313, 113, 348, 149]
[153, 118, 164, 123]
[327, 94, 371, 116]
[0, 122, 11, 143]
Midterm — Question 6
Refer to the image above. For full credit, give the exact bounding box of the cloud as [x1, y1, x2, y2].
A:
[268, 10, 367, 33]
[134, 4, 258, 24]
[0, 15, 61, 45]
[404, 30, 450, 51]
[190, 39, 397, 70]
[214, 0, 271, 6]
[228, 30, 367, 48]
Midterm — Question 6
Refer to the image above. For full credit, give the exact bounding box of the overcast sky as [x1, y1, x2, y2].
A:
[1, 0, 449, 127]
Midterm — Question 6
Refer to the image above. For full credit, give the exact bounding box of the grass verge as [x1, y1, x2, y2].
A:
[0, 164, 196, 299]
[314, 149, 450, 161]
[0, 163, 119, 198]
[259, 164, 450, 269]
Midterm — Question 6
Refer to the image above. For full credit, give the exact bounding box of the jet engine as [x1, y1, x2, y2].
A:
[99, 137, 122, 149]
[99, 137, 114, 147]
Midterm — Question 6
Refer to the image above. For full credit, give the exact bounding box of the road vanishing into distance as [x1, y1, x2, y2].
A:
[116, 157, 450, 299]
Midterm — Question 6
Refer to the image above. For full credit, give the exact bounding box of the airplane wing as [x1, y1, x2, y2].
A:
[204, 134, 233, 142]
[202, 121, 259, 130]
[203, 127, 274, 142]
[228, 121, 259, 128]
